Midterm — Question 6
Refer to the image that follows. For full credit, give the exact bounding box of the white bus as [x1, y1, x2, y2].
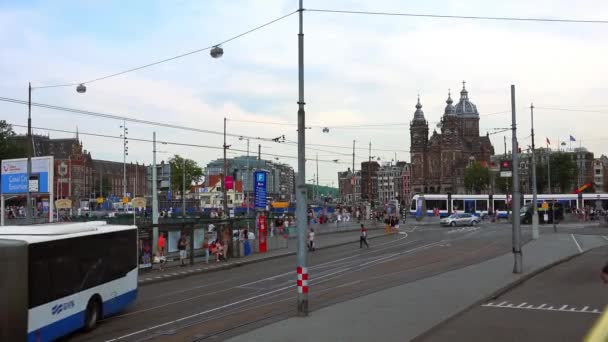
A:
[0, 221, 138, 342]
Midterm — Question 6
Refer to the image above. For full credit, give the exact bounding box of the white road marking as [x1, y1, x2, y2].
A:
[482, 301, 601, 314]
[602, 236, 608, 242]
[104, 284, 295, 342]
[571, 234, 583, 253]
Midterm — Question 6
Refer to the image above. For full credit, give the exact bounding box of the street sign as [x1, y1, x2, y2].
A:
[55, 198, 72, 209]
[131, 197, 146, 208]
[542, 202, 549, 210]
[225, 176, 234, 190]
[254, 171, 267, 210]
[122, 196, 130, 204]
[488, 162, 500, 172]
[500, 171, 512, 178]
[500, 160, 512, 171]
[97, 197, 104, 204]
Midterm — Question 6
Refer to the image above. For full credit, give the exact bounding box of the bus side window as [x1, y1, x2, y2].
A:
[49, 256, 81, 300]
[29, 259, 51, 308]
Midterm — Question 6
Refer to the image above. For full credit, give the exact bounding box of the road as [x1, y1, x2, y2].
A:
[418, 242, 608, 342]
[65, 222, 531, 342]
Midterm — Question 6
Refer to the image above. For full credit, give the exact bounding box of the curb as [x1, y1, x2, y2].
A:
[411, 244, 602, 342]
[138, 232, 393, 286]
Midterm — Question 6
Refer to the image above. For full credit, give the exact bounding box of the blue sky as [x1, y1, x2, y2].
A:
[1, 0, 608, 185]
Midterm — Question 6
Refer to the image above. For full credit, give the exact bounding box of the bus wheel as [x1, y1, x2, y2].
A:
[84, 297, 101, 331]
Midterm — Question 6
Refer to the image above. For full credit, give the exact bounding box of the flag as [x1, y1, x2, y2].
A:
[570, 135, 576, 142]
[546, 137, 551, 145]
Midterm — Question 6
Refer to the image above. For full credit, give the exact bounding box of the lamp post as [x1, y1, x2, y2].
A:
[240, 136, 251, 219]
[530, 104, 539, 239]
[295, 0, 308, 316]
[120, 121, 129, 204]
[26, 82, 85, 224]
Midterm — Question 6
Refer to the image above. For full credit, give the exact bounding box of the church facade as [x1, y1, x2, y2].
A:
[410, 83, 495, 194]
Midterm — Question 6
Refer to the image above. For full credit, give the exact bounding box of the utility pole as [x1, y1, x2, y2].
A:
[152, 132, 159, 254]
[352, 140, 355, 173]
[258, 144, 261, 167]
[182, 158, 186, 217]
[246, 138, 250, 218]
[122, 120, 128, 201]
[530, 104, 539, 239]
[26, 83, 32, 224]
[223, 117, 229, 217]
[368, 142, 372, 204]
[316, 153, 319, 202]
[296, 0, 309, 316]
[511, 85, 522, 274]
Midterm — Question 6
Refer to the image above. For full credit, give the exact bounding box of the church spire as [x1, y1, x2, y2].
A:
[444, 89, 455, 115]
[460, 80, 469, 100]
[413, 95, 425, 121]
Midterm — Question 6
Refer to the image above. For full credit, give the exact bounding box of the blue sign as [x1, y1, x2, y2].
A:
[254, 171, 267, 209]
[1, 158, 51, 194]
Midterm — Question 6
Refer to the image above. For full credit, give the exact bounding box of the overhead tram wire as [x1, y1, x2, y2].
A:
[32, 10, 299, 89]
[0, 96, 290, 144]
[10, 123, 349, 165]
[305, 8, 608, 24]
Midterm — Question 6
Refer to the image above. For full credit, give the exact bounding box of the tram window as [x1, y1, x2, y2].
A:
[476, 200, 488, 211]
[426, 200, 447, 210]
[453, 200, 464, 212]
[494, 200, 507, 211]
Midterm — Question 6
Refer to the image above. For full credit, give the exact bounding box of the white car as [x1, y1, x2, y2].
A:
[440, 213, 481, 227]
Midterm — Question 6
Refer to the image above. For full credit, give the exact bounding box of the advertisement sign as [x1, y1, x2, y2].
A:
[1, 156, 53, 194]
[254, 171, 267, 210]
[258, 214, 267, 253]
[55, 199, 72, 209]
[225, 176, 234, 190]
[131, 197, 147, 208]
[139, 229, 152, 269]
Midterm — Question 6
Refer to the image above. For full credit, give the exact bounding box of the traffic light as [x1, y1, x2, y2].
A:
[500, 160, 512, 171]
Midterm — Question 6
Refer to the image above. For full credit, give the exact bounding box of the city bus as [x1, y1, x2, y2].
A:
[0, 221, 138, 342]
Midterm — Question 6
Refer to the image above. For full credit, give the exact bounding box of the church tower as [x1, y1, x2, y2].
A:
[410, 96, 428, 193]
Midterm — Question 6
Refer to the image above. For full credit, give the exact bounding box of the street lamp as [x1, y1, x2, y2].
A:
[26, 82, 85, 224]
[239, 136, 251, 218]
[210, 45, 224, 58]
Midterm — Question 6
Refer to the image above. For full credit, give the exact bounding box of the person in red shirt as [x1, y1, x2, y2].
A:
[157, 233, 167, 270]
[360, 224, 369, 248]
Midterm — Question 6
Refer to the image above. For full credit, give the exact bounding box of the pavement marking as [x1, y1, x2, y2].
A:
[103, 284, 295, 342]
[571, 234, 584, 253]
[602, 236, 608, 242]
[483, 301, 602, 314]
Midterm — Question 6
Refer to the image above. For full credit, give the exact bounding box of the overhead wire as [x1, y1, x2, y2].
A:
[32, 10, 299, 89]
[10, 123, 349, 164]
[306, 8, 608, 24]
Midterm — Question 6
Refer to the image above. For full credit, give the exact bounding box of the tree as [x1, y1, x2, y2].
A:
[169, 155, 203, 195]
[551, 152, 577, 193]
[464, 161, 490, 194]
[0, 120, 26, 161]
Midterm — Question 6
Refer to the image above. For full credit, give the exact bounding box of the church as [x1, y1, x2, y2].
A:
[410, 82, 495, 194]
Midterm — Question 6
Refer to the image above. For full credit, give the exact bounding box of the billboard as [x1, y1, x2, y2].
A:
[254, 171, 267, 210]
[1, 156, 54, 194]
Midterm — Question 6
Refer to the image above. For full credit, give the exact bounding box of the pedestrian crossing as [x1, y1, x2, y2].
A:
[447, 226, 481, 234]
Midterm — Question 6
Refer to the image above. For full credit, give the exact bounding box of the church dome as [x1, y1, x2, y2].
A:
[454, 82, 479, 117]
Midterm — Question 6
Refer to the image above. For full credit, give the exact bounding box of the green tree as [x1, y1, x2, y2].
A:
[169, 155, 203, 195]
[0, 120, 26, 161]
[551, 152, 577, 193]
[464, 161, 490, 194]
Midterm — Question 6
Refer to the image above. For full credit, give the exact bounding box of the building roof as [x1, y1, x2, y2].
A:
[454, 82, 479, 117]
[413, 96, 426, 121]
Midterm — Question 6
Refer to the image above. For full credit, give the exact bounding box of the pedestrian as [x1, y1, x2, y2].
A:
[308, 228, 315, 251]
[601, 262, 608, 284]
[157, 233, 167, 270]
[360, 224, 369, 248]
[178, 233, 188, 267]
[203, 234, 210, 264]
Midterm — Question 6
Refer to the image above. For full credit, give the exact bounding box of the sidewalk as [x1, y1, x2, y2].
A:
[138, 228, 388, 285]
[226, 233, 608, 342]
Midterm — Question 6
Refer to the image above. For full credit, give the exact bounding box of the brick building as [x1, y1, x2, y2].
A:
[410, 83, 495, 194]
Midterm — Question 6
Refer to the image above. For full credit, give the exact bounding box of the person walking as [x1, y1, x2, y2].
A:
[157, 233, 167, 270]
[178, 233, 188, 267]
[360, 224, 369, 248]
[308, 228, 316, 251]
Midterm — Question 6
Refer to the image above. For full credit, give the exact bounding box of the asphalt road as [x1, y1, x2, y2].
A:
[419, 243, 608, 342]
[64, 223, 531, 342]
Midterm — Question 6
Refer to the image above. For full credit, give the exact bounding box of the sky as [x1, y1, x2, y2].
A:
[1, 0, 608, 187]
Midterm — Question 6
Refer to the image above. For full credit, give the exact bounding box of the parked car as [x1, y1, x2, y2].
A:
[440, 213, 480, 227]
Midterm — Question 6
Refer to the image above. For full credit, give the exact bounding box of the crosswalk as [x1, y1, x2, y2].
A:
[447, 226, 481, 234]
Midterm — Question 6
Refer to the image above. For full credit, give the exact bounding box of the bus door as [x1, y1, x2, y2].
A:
[464, 200, 476, 214]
